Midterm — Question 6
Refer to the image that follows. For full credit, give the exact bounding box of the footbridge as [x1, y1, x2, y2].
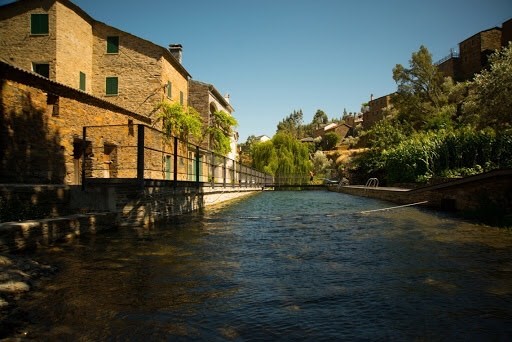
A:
[264, 174, 329, 190]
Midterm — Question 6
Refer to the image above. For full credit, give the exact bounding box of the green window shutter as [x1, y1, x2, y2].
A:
[106, 77, 118, 95]
[180, 91, 184, 105]
[167, 81, 172, 98]
[106, 36, 119, 53]
[31, 14, 49, 35]
[79, 72, 86, 91]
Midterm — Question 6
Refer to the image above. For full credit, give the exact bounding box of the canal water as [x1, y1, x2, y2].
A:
[18, 191, 512, 340]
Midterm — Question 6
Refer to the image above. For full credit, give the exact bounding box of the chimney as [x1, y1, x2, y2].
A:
[224, 93, 230, 104]
[169, 44, 183, 63]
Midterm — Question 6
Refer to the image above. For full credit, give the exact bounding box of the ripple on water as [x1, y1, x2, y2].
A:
[15, 191, 512, 340]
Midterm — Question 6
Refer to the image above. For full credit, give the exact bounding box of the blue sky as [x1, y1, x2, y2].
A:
[2, 0, 511, 142]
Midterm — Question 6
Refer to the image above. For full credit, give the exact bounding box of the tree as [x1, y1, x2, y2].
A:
[276, 109, 304, 138]
[251, 132, 312, 183]
[155, 102, 202, 142]
[392, 45, 448, 129]
[312, 109, 328, 127]
[206, 110, 238, 155]
[466, 43, 512, 129]
[238, 135, 257, 165]
[320, 132, 339, 150]
[312, 150, 333, 176]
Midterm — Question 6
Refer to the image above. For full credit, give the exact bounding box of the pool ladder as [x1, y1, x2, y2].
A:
[365, 178, 379, 187]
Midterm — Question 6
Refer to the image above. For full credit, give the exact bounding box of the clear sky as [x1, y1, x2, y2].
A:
[2, 0, 511, 142]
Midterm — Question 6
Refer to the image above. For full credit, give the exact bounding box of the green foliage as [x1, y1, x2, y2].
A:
[372, 127, 512, 184]
[312, 109, 328, 126]
[155, 102, 202, 141]
[392, 45, 449, 130]
[321, 132, 339, 150]
[312, 150, 333, 176]
[363, 119, 407, 150]
[351, 44, 512, 185]
[251, 132, 312, 183]
[276, 109, 304, 138]
[467, 43, 512, 129]
[207, 110, 238, 156]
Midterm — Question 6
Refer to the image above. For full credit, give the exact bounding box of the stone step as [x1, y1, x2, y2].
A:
[0, 212, 117, 253]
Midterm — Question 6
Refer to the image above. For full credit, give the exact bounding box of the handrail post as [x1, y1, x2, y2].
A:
[195, 145, 200, 185]
[173, 137, 178, 188]
[81, 126, 86, 191]
[223, 156, 227, 187]
[137, 125, 145, 189]
[211, 153, 215, 188]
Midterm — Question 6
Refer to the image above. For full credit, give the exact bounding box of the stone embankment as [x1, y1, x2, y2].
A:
[329, 169, 512, 226]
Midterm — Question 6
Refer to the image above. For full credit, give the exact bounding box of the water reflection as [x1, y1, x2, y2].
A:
[17, 191, 512, 340]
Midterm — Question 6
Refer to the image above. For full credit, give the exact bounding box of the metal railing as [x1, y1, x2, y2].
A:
[79, 124, 272, 189]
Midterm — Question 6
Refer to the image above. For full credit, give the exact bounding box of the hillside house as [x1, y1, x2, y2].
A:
[188, 80, 238, 160]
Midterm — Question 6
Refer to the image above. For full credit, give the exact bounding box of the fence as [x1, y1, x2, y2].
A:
[80, 124, 272, 189]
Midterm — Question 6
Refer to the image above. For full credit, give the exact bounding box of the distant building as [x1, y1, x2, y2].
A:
[363, 94, 393, 130]
[437, 18, 511, 81]
[188, 80, 238, 160]
[255, 135, 271, 143]
[344, 113, 363, 128]
[502, 18, 512, 46]
[459, 27, 502, 80]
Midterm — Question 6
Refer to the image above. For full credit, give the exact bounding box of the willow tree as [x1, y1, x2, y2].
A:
[155, 102, 202, 142]
[206, 110, 238, 156]
[251, 132, 312, 184]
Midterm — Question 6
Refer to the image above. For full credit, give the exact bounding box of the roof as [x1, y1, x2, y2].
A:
[190, 80, 234, 112]
[0, 61, 151, 124]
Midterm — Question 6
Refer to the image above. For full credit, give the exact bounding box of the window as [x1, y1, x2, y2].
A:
[106, 36, 119, 53]
[31, 14, 49, 35]
[47, 94, 59, 117]
[79, 72, 86, 91]
[180, 91, 184, 105]
[106, 77, 118, 95]
[33, 63, 49, 78]
[167, 81, 172, 99]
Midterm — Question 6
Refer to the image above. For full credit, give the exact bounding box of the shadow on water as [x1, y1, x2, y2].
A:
[8, 191, 512, 340]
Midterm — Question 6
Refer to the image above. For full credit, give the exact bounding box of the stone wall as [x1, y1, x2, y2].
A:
[0, 0, 58, 78]
[331, 169, 512, 225]
[0, 0, 190, 123]
[459, 28, 502, 80]
[0, 62, 150, 184]
[55, 1, 93, 91]
[73, 180, 262, 227]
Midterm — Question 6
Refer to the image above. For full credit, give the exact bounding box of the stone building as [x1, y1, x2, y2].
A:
[0, 0, 191, 123]
[363, 94, 393, 130]
[188, 80, 238, 160]
[0, 61, 151, 184]
[312, 122, 352, 141]
[458, 27, 502, 80]
[502, 18, 512, 47]
[437, 19, 511, 81]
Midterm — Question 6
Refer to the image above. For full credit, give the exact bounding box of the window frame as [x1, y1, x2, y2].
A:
[79, 71, 86, 91]
[105, 76, 119, 96]
[167, 81, 172, 99]
[33, 63, 50, 78]
[30, 13, 49, 35]
[106, 36, 119, 54]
